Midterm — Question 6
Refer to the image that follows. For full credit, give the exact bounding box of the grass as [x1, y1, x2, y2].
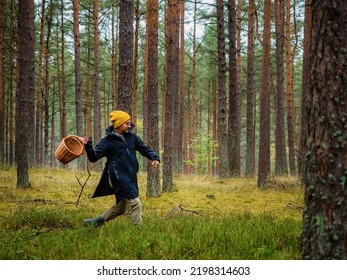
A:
[0, 167, 304, 260]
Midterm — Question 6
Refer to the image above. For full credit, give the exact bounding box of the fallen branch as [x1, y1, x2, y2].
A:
[25, 198, 56, 204]
[161, 205, 203, 222]
[75, 165, 91, 206]
[21, 215, 53, 240]
[285, 202, 303, 211]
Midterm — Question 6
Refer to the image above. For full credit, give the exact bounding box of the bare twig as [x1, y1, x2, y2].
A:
[160, 205, 203, 222]
[75, 165, 91, 206]
[25, 198, 56, 204]
[285, 202, 303, 211]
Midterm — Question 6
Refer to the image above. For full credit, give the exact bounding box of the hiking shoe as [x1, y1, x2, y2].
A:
[83, 216, 105, 227]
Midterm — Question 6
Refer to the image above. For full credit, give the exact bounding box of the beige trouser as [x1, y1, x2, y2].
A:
[101, 197, 143, 225]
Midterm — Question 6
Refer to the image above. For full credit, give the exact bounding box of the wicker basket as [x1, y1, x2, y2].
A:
[55, 135, 84, 164]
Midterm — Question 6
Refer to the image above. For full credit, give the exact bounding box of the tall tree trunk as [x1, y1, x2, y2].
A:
[142, 30, 149, 161]
[212, 79, 218, 176]
[85, 6, 93, 142]
[275, 0, 288, 175]
[133, 0, 140, 127]
[43, 2, 53, 165]
[16, 0, 35, 188]
[298, 0, 312, 176]
[35, 0, 45, 166]
[118, 0, 134, 114]
[84, 6, 93, 170]
[257, 0, 272, 188]
[188, 0, 197, 174]
[146, 0, 160, 197]
[111, 5, 119, 109]
[0, 0, 5, 165]
[163, 0, 179, 192]
[216, 0, 229, 179]
[59, 0, 67, 166]
[8, 2, 15, 165]
[73, 0, 84, 168]
[301, 0, 347, 259]
[178, 0, 185, 174]
[285, 0, 296, 176]
[93, 0, 102, 170]
[50, 85, 55, 167]
[245, 0, 256, 177]
[228, 0, 241, 177]
[172, 0, 183, 174]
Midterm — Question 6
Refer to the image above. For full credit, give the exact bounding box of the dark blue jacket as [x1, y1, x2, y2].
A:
[85, 125, 160, 202]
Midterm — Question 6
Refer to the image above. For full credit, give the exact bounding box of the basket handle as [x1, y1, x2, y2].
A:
[67, 135, 84, 143]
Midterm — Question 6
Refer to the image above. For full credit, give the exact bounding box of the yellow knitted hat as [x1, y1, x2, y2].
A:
[109, 110, 131, 128]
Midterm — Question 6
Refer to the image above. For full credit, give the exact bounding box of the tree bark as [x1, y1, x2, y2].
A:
[43, 2, 53, 165]
[285, 0, 296, 176]
[299, 0, 312, 176]
[178, 0, 185, 174]
[257, 0, 272, 188]
[275, 0, 288, 175]
[8, 1, 15, 165]
[93, 0, 102, 170]
[35, 0, 45, 166]
[73, 0, 84, 168]
[301, 0, 347, 259]
[16, 0, 35, 188]
[163, 0, 179, 192]
[146, 0, 160, 197]
[0, 0, 5, 165]
[111, 5, 119, 109]
[245, 0, 256, 177]
[228, 0, 241, 177]
[132, 0, 140, 127]
[118, 0, 134, 114]
[217, 0, 229, 179]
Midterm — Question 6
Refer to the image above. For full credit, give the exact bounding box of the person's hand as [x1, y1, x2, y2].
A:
[151, 160, 160, 169]
[78, 136, 89, 145]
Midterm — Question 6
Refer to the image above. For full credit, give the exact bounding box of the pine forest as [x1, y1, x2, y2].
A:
[0, 0, 306, 181]
[1, 0, 347, 260]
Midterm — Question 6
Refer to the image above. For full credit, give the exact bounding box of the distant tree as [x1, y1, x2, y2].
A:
[35, 0, 45, 166]
[245, 0, 256, 177]
[274, 0, 288, 175]
[111, 5, 119, 109]
[301, 0, 347, 259]
[118, 0, 134, 114]
[216, 0, 228, 178]
[187, 0, 196, 175]
[257, 0, 271, 188]
[58, 0, 67, 167]
[84, 5, 93, 147]
[178, 0, 185, 174]
[298, 0, 312, 176]
[16, 0, 35, 188]
[228, 0, 241, 177]
[163, 0, 179, 192]
[93, 0, 102, 170]
[43, 2, 53, 165]
[285, 0, 296, 175]
[73, 0, 84, 168]
[146, 0, 160, 197]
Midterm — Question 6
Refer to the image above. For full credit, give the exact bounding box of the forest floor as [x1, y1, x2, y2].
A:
[0, 167, 304, 260]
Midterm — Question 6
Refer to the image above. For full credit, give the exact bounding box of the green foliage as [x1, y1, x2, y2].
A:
[0, 168, 303, 260]
[0, 210, 300, 260]
[186, 132, 218, 174]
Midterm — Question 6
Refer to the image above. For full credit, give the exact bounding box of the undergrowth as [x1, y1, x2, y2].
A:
[0, 168, 303, 260]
